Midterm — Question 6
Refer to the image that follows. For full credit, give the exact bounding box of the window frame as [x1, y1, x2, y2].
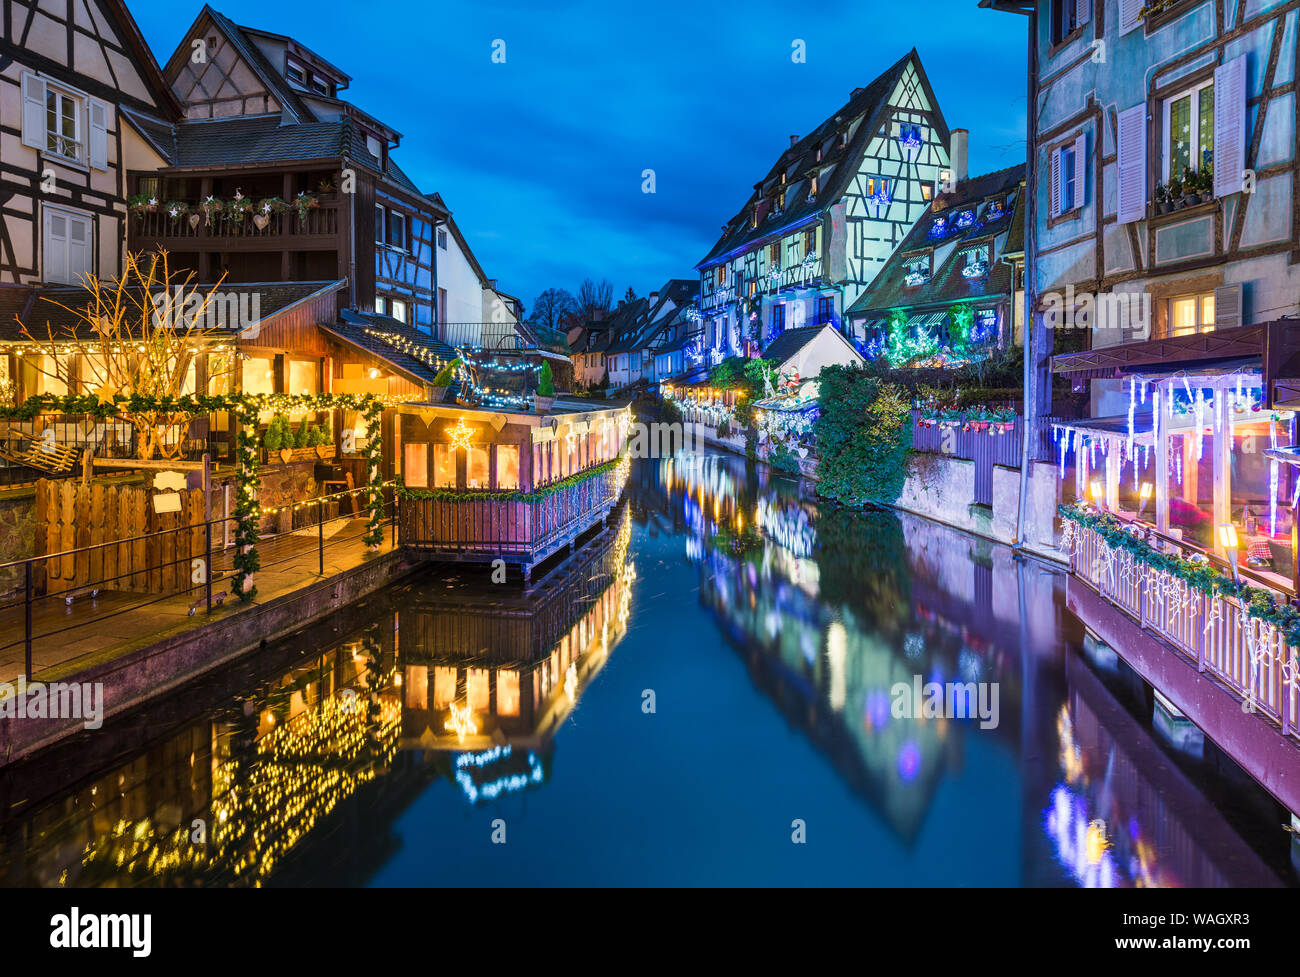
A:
[1161, 77, 1215, 183]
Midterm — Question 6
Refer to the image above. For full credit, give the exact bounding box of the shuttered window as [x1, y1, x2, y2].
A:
[1213, 55, 1247, 198]
[1050, 135, 1086, 217]
[1163, 79, 1214, 182]
[42, 207, 92, 284]
[1117, 104, 1147, 224]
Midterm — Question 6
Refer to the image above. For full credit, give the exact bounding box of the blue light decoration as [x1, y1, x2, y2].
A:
[928, 216, 947, 240]
[454, 745, 545, 804]
[898, 122, 923, 154]
[903, 267, 928, 287]
[982, 200, 1004, 223]
[954, 209, 975, 230]
[960, 257, 989, 279]
[971, 308, 998, 344]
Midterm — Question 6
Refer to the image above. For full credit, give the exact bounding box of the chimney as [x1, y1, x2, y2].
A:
[648, 291, 659, 305]
[789, 134, 799, 148]
[950, 128, 969, 187]
[850, 88, 865, 100]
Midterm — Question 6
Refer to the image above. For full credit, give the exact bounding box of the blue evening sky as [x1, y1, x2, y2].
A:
[128, 0, 1028, 314]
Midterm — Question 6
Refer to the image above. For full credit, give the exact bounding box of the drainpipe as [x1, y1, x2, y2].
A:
[345, 156, 357, 310]
[431, 217, 443, 341]
[1014, 2, 1039, 550]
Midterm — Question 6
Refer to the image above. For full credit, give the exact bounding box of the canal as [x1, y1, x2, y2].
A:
[0, 453, 1295, 887]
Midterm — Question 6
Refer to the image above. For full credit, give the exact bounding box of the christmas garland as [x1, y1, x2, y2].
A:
[0, 391, 390, 602]
[1059, 503, 1300, 645]
[397, 455, 625, 504]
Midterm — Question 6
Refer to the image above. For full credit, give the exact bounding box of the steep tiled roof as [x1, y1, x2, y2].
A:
[698, 50, 948, 268]
[323, 310, 455, 385]
[173, 116, 345, 167]
[844, 164, 1024, 319]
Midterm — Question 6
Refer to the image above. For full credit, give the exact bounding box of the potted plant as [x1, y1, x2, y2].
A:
[534, 361, 555, 412]
[262, 414, 284, 460]
[430, 358, 459, 403]
[1167, 173, 1184, 210]
[1178, 166, 1198, 207]
[311, 420, 334, 459]
[1154, 182, 1171, 214]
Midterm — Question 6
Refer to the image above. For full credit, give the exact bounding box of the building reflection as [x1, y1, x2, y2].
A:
[0, 509, 633, 887]
[653, 450, 1288, 884]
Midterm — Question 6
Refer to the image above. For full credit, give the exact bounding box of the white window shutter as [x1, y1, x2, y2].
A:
[88, 99, 109, 170]
[21, 72, 46, 150]
[67, 215, 92, 282]
[1117, 104, 1147, 224]
[1213, 55, 1247, 198]
[1076, 0, 1091, 28]
[1050, 148, 1062, 218]
[43, 211, 69, 284]
[1072, 132, 1087, 207]
[1119, 0, 1143, 34]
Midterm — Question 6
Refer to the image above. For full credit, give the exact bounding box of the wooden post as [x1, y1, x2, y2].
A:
[1212, 377, 1232, 556]
[1155, 380, 1170, 534]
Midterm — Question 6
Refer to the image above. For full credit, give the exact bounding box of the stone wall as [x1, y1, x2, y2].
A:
[894, 453, 1061, 555]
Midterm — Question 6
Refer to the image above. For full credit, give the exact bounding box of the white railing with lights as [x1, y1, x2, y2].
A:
[1066, 519, 1298, 739]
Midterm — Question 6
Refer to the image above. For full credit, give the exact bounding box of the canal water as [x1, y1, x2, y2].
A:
[0, 453, 1295, 887]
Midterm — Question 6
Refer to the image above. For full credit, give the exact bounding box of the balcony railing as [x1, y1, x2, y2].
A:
[439, 322, 525, 350]
[131, 201, 341, 244]
[1067, 518, 1299, 739]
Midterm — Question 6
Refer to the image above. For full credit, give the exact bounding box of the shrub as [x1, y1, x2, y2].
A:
[538, 361, 555, 397]
[813, 364, 912, 507]
[432, 358, 460, 386]
[263, 416, 284, 452]
[294, 417, 309, 448]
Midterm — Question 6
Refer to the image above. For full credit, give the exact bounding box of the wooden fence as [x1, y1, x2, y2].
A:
[910, 410, 1023, 506]
[34, 479, 207, 596]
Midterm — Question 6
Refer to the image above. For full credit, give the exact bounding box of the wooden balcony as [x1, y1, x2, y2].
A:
[129, 200, 343, 253]
[397, 462, 628, 577]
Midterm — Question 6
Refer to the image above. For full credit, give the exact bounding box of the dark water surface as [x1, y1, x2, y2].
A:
[0, 454, 1294, 887]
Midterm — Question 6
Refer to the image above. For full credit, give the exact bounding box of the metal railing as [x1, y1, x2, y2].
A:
[438, 322, 526, 350]
[1069, 519, 1298, 740]
[0, 485, 395, 682]
[132, 200, 341, 241]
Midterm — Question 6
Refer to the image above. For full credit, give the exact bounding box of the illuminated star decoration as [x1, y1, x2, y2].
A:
[444, 701, 478, 744]
[93, 383, 119, 407]
[447, 417, 477, 453]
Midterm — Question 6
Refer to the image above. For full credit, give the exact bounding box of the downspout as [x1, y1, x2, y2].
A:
[432, 216, 443, 340]
[345, 155, 357, 310]
[1015, 2, 1039, 550]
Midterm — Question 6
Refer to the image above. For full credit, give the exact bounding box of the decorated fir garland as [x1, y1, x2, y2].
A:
[397, 455, 625, 505]
[1059, 503, 1300, 645]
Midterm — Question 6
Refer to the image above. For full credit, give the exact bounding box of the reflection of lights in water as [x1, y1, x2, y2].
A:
[898, 740, 921, 781]
[958, 649, 981, 682]
[685, 536, 702, 561]
[1056, 705, 1084, 784]
[454, 746, 545, 804]
[826, 621, 847, 712]
[564, 662, 578, 702]
[756, 497, 815, 558]
[1044, 785, 1119, 888]
[904, 633, 924, 659]
[444, 701, 478, 744]
[866, 691, 892, 729]
[800, 629, 818, 665]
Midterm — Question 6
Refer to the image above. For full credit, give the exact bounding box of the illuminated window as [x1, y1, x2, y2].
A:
[466, 668, 489, 712]
[403, 443, 428, 488]
[433, 444, 456, 487]
[433, 666, 457, 707]
[497, 670, 520, 717]
[287, 358, 318, 395]
[242, 356, 275, 395]
[1169, 292, 1215, 336]
[1164, 80, 1214, 182]
[405, 665, 428, 710]
[467, 444, 489, 488]
[496, 444, 520, 490]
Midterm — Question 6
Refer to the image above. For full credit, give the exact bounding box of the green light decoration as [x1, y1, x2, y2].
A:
[0, 391, 394, 602]
[885, 309, 939, 367]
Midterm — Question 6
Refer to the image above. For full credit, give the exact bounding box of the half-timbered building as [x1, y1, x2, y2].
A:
[0, 0, 180, 290]
[694, 50, 952, 360]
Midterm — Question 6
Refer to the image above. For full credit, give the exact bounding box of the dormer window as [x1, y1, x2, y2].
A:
[286, 59, 306, 87]
[903, 256, 930, 287]
[311, 76, 332, 97]
[954, 209, 975, 230]
[929, 216, 948, 239]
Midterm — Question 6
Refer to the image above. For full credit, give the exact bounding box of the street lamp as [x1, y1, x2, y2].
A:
[1089, 478, 1105, 508]
[1218, 523, 1241, 583]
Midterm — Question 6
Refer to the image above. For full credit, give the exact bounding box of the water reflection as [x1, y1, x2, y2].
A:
[0, 454, 1292, 887]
